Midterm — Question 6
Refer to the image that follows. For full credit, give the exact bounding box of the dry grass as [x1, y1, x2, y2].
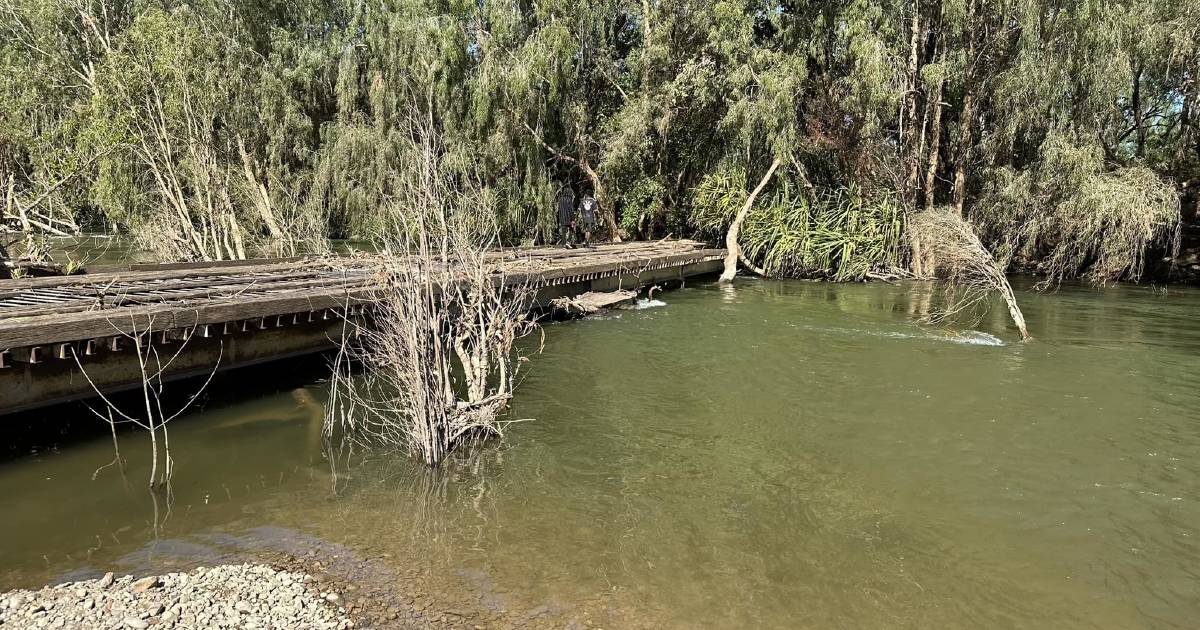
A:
[909, 208, 1031, 341]
[975, 137, 1181, 285]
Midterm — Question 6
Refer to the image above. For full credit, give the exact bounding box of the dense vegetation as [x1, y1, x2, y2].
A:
[1, 0, 1196, 282]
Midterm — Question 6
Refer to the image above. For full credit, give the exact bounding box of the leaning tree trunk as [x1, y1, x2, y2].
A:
[720, 157, 781, 283]
[998, 278, 1031, 342]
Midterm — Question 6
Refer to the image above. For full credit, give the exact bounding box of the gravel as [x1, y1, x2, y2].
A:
[0, 564, 353, 629]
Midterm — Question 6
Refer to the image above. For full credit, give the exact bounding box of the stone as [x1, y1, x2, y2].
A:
[97, 573, 115, 589]
[1, 563, 351, 630]
[130, 577, 160, 594]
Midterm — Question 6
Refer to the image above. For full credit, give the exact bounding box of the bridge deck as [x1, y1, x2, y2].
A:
[0, 241, 724, 412]
[0, 240, 721, 348]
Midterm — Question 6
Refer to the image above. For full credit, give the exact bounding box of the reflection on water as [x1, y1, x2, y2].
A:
[2, 278, 1199, 628]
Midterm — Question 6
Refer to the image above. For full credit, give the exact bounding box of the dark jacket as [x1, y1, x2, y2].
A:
[556, 188, 576, 225]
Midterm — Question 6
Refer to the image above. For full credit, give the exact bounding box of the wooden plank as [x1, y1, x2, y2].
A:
[0, 271, 372, 320]
[551, 290, 637, 316]
[124, 255, 312, 272]
[0, 243, 724, 348]
[0, 286, 372, 347]
[0, 241, 707, 294]
[0, 258, 372, 293]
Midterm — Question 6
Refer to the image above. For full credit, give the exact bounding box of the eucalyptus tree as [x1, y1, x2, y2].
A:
[461, 0, 639, 241]
[0, 0, 135, 241]
[705, 0, 808, 280]
[968, 0, 1192, 282]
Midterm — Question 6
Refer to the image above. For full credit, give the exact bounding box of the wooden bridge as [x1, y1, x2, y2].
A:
[0, 240, 724, 414]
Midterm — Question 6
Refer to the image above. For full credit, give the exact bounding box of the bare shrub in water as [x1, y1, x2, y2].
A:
[74, 318, 221, 488]
[325, 106, 538, 466]
[908, 208, 1031, 342]
[326, 234, 538, 465]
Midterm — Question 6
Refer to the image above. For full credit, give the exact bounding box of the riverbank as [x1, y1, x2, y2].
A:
[0, 564, 351, 629]
[0, 524, 609, 630]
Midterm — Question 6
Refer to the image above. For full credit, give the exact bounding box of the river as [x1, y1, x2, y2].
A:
[1, 277, 1197, 628]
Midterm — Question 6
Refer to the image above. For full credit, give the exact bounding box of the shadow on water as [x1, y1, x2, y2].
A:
[0, 353, 337, 465]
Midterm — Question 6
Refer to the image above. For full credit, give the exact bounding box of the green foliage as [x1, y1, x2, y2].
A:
[745, 189, 904, 282]
[692, 172, 904, 281]
[0, 0, 1193, 282]
[976, 133, 1181, 283]
[618, 177, 667, 235]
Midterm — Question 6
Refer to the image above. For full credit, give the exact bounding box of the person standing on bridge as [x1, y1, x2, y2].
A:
[578, 193, 599, 246]
[0, 235, 10, 279]
[555, 185, 577, 248]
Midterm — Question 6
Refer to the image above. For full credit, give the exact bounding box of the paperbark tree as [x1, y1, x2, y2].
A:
[720, 157, 781, 282]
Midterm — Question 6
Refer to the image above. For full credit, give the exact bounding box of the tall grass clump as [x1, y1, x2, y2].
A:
[692, 172, 905, 281]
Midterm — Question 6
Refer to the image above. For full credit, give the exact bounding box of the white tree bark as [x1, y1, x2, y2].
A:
[720, 157, 781, 283]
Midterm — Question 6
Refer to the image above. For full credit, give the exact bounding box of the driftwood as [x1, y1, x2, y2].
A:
[550, 289, 636, 316]
[6, 260, 66, 276]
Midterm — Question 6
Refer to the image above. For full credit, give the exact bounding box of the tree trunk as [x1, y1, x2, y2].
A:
[999, 277, 1031, 342]
[910, 74, 933, 207]
[1173, 87, 1193, 175]
[952, 88, 974, 215]
[580, 157, 622, 242]
[238, 137, 284, 241]
[902, 0, 923, 205]
[1133, 66, 1145, 159]
[924, 50, 947, 211]
[952, 0, 977, 216]
[720, 157, 781, 283]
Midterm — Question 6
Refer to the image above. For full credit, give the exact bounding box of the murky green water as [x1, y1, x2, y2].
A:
[2, 278, 1199, 628]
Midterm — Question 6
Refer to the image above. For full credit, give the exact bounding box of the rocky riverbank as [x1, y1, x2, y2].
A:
[0, 563, 352, 629]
